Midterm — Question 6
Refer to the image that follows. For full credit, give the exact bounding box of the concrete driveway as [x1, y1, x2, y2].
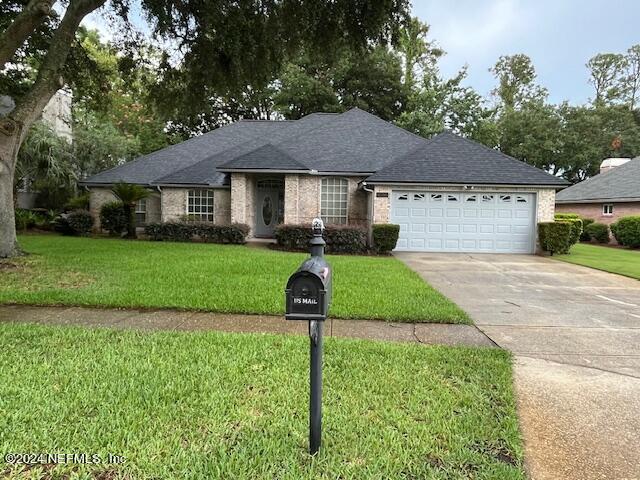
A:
[395, 252, 640, 480]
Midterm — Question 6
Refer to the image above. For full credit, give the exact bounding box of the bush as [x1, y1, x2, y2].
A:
[372, 224, 400, 254]
[65, 193, 90, 211]
[274, 224, 368, 254]
[585, 222, 610, 244]
[538, 222, 572, 255]
[53, 210, 93, 236]
[100, 201, 129, 236]
[144, 222, 250, 244]
[610, 216, 640, 248]
[555, 213, 582, 246]
[14, 209, 39, 230]
[580, 218, 595, 241]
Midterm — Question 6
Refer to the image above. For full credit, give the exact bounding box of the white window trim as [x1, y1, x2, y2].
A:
[602, 204, 614, 216]
[319, 177, 349, 225]
[186, 189, 215, 222]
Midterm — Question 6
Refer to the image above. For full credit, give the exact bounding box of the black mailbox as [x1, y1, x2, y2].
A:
[285, 256, 331, 321]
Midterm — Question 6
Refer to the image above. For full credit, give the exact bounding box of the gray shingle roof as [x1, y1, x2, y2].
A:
[81, 120, 292, 186]
[556, 157, 640, 202]
[82, 108, 566, 188]
[365, 131, 569, 187]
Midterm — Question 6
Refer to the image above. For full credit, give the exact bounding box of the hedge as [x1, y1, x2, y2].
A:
[274, 224, 368, 254]
[585, 222, 609, 244]
[100, 201, 128, 236]
[144, 222, 250, 244]
[54, 210, 93, 236]
[554, 213, 583, 246]
[372, 224, 400, 254]
[538, 222, 572, 255]
[610, 216, 640, 248]
[580, 218, 595, 241]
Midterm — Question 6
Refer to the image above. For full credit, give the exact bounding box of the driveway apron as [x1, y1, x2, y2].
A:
[396, 252, 640, 480]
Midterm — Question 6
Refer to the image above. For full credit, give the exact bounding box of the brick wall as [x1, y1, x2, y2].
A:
[162, 187, 231, 224]
[556, 202, 640, 225]
[89, 188, 117, 231]
[282, 174, 368, 226]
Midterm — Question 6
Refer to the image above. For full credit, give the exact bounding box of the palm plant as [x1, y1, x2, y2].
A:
[111, 182, 149, 238]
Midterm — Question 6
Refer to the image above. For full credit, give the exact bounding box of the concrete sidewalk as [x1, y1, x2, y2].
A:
[0, 305, 495, 347]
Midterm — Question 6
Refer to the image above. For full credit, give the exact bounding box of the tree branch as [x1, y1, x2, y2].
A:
[5, 0, 106, 166]
[0, 0, 56, 70]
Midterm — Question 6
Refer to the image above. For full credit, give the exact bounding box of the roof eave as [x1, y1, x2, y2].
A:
[364, 180, 568, 190]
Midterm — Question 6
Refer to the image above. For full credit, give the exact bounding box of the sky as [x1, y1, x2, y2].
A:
[411, 0, 640, 105]
[81, 0, 640, 106]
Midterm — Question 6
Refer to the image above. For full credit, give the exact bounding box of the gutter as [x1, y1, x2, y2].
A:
[363, 181, 568, 190]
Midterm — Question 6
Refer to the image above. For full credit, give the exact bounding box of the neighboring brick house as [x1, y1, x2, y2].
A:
[81, 108, 567, 254]
[556, 157, 640, 227]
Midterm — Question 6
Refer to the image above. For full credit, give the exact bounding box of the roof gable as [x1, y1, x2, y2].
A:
[556, 157, 640, 202]
[366, 131, 568, 187]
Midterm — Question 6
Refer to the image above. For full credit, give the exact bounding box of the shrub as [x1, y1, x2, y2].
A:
[538, 222, 572, 255]
[610, 216, 640, 248]
[144, 222, 249, 244]
[65, 193, 90, 211]
[372, 224, 400, 254]
[66, 210, 93, 236]
[53, 214, 73, 235]
[580, 218, 595, 241]
[14, 209, 39, 230]
[274, 224, 368, 254]
[100, 201, 128, 236]
[585, 222, 610, 244]
[555, 213, 582, 246]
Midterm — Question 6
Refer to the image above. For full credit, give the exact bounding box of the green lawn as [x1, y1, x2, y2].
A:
[555, 243, 640, 280]
[0, 235, 468, 323]
[0, 323, 523, 479]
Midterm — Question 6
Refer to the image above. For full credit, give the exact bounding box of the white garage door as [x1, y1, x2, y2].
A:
[391, 191, 536, 253]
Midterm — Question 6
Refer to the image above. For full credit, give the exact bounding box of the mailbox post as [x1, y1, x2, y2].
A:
[285, 218, 331, 455]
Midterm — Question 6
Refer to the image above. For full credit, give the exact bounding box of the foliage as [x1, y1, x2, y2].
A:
[610, 216, 640, 248]
[14, 209, 39, 231]
[580, 218, 595, 241]
[538, 222, 572, 255]
[554, 214, 583, 246]
[490, 54, 548, 110]
[396, 17, 443, 89]
[111, 183, 149, 239]
[66, 210, 93, 236]
[274, 224, 368, 254]
[372, 224, 400, 254]
[65, 193, 90, 211]
[585, 222, 610, 244]
[144, 222, 250, 244]
[99, 201, 128, 236]
[4, 235, 469, 323]
[54, 210, 93, 236]
[555, 243, 640, 280]
[587, 53, 628, 106]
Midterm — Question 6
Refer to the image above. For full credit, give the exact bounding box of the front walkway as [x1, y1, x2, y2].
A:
[396, 252, 640, 480]
[0, 305, 494, 347]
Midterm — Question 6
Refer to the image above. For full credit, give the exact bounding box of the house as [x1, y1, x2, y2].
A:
[81, 108, 567, 253]
[556, 157, 640, 226]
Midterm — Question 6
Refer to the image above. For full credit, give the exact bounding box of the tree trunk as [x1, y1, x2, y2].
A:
[124, 203, 136, 239]
[0, 146, 21, 258]
[0, 0, 56, 70]
[0, 0, 106, 258]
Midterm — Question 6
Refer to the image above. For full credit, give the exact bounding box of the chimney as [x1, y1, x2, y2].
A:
[600, 158, 630, 174]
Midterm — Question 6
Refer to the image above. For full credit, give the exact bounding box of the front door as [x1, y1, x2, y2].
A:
[255, 187, 281, 237]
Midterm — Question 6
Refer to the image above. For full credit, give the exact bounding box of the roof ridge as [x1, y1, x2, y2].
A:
[343, 107, 435, 146]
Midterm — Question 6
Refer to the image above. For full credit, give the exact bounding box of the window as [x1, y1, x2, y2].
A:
[499, 195, 512, 203]
[397, 193, 408, 201]
[413, 193, 425, 201]
[135, 199, 147, 226]
[465, 195, 477, 202]
[430, 194, 442, 202]
[482, 194, 494, 203]
[447, 194, 459, 202]
[516, 195, 528, 203]
[603, 204, 614, 216]
[187, 189, 214, 222]
[321, 178, 348, 224]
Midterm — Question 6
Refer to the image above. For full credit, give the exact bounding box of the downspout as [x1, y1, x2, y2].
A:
[360, 181, 375, 247]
